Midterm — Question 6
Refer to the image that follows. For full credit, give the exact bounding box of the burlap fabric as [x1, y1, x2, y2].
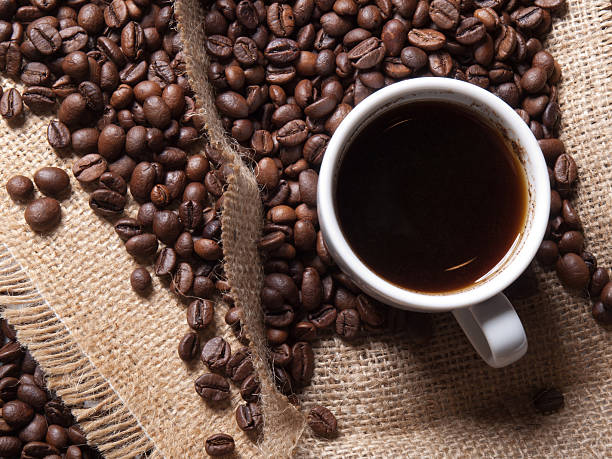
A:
[0, 0, 610, 458]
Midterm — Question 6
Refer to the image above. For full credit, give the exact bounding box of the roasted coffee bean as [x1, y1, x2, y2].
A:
[125, 233, 158, 258]
[98, 171, 127, 195]
[308, 405, 337, 437]
[267, 3, 294, 37]
[19, 414, 47, 443]
[0, 376, 19, 401]
[22, 441, 60, 456]
[539, 138, 565, 163]
[114, 217, 142, 241]
[97, 124, 125, 161]
[348, 37, 386, 69]
[17, 384, 47, 410]
[178, 332, 200, 361]
[428, 51, 453, 77]
[165, 170, 187, 200]
[408, 28, 446, 51]
[129, 161, 156, 201]
[592, 301, 612, 325]
[89, 189, 126, 216]
[356, 294, 385, 327]
[105, 0, 128, 28]
[97, 36, 126, 67]
[321, 12, 352, 36]
[22, 86, 55, 112]
[537, 240, 559, 266]
[554, 154, 577, 196]
[70, 128, 99, 155]
[58, 92, 86, 126]
[236, 402, 262, 431]
[533, 388, 564, 414]
[512, 6, 544, 30]
[28, 22, 61, 55]
[201, 336, 231, 371]
[290, 341, 314, 386]
[0, 341, 22, 362]
[205, 433, 235, 456]
[429, 0, 459, 30]
[45, 424, 68, 450]
[556, 253, 589, 290]
[3, 400, 34, 427]
[195, 373, 230, 401]
[308, 304, 337, 329]
[24, 197, 61, 232]
[557, 231, 583, 255]
[291, 321, 316, 341]
[6, 175, 34, 202]
[186, 299, 214, 331]
[194, 238, 223, 260]
[216, 91, 249, 118]
[270, 343, 292, 366]
[169, 262, 192, 295]
[272, 365, 292, 393]
[520, 66, 547, 93]
[0, 87, 22, 119]
[277, 119, 308, 146]
[265, 38, 299, 65]
[225, 347, 254, 383]
[0, 436, 21, 455]
[589, 268, 609, 298]
[130, 267, 151, 294]
[264, 304, 294, 327]
[239, 373, 260, 402]
[121, 21, 144, 60]
[142, 95, 171, 128]
[495, 24, 517, 61]
[456, 17, 486, 45]
[47, 120, 71, 149]
[335, 308, 360, 339]
[61, 51, 89, 80]
[66, 425, 86, 446]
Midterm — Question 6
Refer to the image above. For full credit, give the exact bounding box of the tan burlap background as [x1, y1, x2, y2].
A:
[0, 0, 610, 457]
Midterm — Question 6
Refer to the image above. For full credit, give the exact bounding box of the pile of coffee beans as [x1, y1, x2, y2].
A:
[0, 319, 101, 458]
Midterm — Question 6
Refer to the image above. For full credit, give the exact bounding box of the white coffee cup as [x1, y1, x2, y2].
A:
[317, 78, 550, 368]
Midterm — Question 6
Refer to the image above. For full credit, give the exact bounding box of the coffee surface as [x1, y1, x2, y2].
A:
[336, 101, 528, 293]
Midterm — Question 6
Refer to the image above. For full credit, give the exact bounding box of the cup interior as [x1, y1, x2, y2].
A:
[317, 78, 550, 312]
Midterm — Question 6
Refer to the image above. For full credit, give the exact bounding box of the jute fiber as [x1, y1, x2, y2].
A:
[0, 0, 610, 458]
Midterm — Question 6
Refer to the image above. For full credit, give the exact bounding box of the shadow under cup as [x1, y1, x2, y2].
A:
[318, 78, 550, 312]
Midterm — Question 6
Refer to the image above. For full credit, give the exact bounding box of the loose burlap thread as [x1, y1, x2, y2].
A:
[0, 0, 610, 458]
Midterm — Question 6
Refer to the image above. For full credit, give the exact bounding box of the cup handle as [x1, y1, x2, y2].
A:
[452, 293, 527, 368]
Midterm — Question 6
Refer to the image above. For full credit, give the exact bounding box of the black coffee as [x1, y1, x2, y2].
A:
[336, 101, 528, 293]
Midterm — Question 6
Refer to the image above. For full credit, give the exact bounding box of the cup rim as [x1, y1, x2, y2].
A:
[317, 78, 550, 312]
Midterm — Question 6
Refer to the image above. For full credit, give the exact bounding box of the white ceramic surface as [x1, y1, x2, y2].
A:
[317, 78, 550, 368]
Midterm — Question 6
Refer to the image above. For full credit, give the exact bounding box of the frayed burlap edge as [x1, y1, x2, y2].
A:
[174, 0, 306, 457]
[0, 243, 161, 459]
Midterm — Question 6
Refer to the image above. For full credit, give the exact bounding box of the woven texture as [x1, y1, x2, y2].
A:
[0, 0, 610, 458]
